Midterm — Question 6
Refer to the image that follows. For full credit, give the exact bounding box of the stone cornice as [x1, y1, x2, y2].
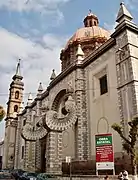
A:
[111, 20, 138, 38]
[5, 116, 17, 121]
[82, 37, 116, 68]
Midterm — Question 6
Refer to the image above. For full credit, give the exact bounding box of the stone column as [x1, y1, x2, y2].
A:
[46, 132, 62, 174]
[35, 140, 41, 172]
[14, 116, 22, 169]
[24, 140, 30, 171]
[115, 31, 138, 136]
[75, 68, 88, 160]
[31, 142, 36, 172]
[35, 99, 42, 171]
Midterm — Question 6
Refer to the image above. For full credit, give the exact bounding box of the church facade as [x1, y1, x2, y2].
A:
[3, 3, 138, 173]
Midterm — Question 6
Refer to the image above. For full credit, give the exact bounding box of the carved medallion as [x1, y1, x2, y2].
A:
[22, 116, 48, 141]
[46, 95, 77, 131]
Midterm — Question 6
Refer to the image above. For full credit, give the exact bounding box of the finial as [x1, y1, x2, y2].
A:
[50, 69, 56, 81]
[37, 82, 43, 96]
[27, 92, 33, 106]
[38, 82, 43, 93]
[16, 59, 21, 76]
[76, 44, 84, 64]
[89, 9, 92, 14]
[120, 2, 125, 6]
[116, 2, 133, 23]
[12, 58, 23, 81]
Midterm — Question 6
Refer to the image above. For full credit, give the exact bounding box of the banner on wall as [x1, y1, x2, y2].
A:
[95, 133, 114, 170]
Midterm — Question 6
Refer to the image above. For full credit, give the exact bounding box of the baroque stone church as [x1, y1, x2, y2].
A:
[3, 3, 138, 173]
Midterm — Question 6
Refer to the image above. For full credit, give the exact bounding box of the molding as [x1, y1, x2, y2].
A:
[111, 20, 138, 38]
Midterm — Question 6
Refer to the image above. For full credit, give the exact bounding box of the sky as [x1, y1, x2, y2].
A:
[0, 0, 138, 140]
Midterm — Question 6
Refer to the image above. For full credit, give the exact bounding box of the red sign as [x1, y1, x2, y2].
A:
[95, 134, 114, 163]
[96, 145, 113, 162]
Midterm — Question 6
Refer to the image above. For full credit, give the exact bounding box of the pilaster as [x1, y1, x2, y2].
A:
[115, 29, 138, 136]
[46, 132, 62, 174]
[24, 140, 30, 170]
[35, 140, 41, 172]
[35, 97, 42, 172]
[75, 68, 88, 160]
[14, 116, 22, 169]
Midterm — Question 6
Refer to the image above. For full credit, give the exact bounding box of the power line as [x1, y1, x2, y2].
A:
[0, 85, 138, 97]
[0, 92, 37, 97]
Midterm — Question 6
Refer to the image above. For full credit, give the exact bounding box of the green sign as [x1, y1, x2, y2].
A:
[96, 135, 112, 146]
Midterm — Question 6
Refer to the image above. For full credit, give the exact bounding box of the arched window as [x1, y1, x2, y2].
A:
[14, 105, 18, 112]
[15, 91, 19, 99]
[89, 20, 92, 27]
[84, 21, 88, 27]
[94, 21, 97, 26]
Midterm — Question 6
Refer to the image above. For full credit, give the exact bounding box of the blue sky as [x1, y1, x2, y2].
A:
[0, 0, 138, 139]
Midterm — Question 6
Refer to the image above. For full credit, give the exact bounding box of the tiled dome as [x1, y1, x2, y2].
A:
[65, 26, 110, 49]
[60, 10, 111, 71]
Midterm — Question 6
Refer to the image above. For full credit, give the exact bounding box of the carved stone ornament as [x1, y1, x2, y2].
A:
[22, 117, 48, 141]
[21, 86, 77, 140]
[9, 142, 15, 147]
[46, 95, 77, 131]
[9, 154, 14, 161]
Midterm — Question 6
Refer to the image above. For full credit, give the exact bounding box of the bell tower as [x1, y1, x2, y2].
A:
[3, 59, 24, 169]
[6, 59, 24, 118]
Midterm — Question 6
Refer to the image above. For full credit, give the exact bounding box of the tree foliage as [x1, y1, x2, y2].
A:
[112, 117, 138, 176]
[0, 105, 5, 122]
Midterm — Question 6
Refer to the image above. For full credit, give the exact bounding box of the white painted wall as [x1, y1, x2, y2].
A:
[86, 47, 122, 158]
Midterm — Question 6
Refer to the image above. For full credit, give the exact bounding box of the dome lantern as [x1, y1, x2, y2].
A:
[83, 9, 99, 27]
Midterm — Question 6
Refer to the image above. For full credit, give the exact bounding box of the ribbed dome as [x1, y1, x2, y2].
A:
[65, 26, 110, 49]
[60, 10, 111, 72]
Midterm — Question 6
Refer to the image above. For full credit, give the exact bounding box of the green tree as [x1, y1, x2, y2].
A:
[112, 117, 138, 179]
[0, 105, 5, 122]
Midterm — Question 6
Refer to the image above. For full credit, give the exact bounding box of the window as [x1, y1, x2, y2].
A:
[14, 105, 18, 112]
[89, 20, 92, 27]
[22, 146, 24, 159]
[85, 21, 88, 27]
[94, 21, 97, 26]
[99, 75, 108, 95]
[15, 91, 19, 99]
[23, 119, 26, 126]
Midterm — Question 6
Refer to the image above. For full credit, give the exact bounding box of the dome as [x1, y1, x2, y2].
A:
[60, 10, 111, 71]
[65, 26, 110, 49]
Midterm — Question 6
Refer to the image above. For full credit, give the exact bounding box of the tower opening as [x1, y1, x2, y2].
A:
[14, 105, 18, 112]
[15, 91, 19, 99]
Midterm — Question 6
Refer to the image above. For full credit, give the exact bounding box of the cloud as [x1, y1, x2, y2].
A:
[0, 0, 71, 34]
[0, 27, 68, 139]
[0, 0, 70, 13]
[124, 0, 138, 12]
